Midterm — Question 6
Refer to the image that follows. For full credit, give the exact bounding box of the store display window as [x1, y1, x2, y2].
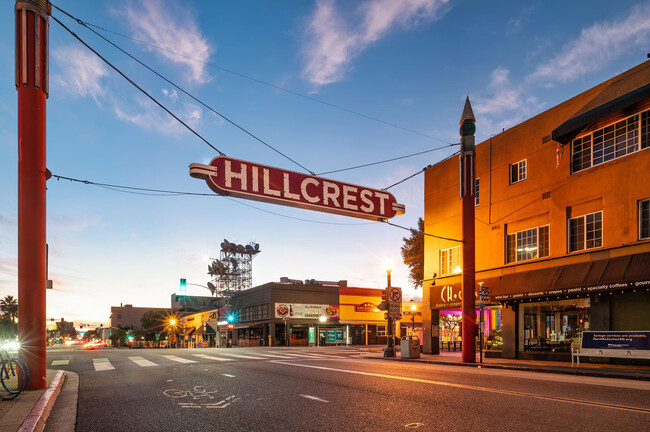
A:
[518, 298, 590, 352]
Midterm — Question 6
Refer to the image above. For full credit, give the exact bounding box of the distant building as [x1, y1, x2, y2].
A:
[109, 304, 170, 331]
[422, 60, 650, 361]
[170, 294, 224, 313]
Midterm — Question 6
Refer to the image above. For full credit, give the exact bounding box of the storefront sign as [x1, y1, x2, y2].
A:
[581, 331, 650, 350]
[432, 284, 480, 309]
[493, 280, 650, 301]
[190, 156, 405, 221]
[319, 328, 344, 344]
[274, 303, 339, 319]
[355, 302, 376, 312]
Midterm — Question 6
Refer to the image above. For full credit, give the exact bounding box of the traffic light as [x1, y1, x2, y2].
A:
[180, 278, 187, 292]
[79, 323, 84, 329]
[227, 314, 235, 322]
[377, 288, 389, 311]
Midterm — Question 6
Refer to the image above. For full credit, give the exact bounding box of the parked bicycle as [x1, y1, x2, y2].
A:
[0, 350, 29, 400]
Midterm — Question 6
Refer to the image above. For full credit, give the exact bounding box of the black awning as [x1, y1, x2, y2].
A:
[492, 252, 650, 301]
[204, 323, 216, 335]
[183, 327, 196, 337]
[552, 83, 650, 144]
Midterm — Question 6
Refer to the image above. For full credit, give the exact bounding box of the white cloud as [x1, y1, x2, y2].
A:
[527, 3, 650, 85]
[301, 0, 450, 88]
[114, 97, 203, 133]
[52, 46, 108, 101]
[124, 0, 214, 83]
[472, 67, 545, 134]
[162, 88, 179, 102]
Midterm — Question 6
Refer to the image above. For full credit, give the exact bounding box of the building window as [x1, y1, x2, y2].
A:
[640, 199, 650, 240]
[475, 178, 480, 206]
[568, 211, 602, 252]
[440, 246, 462, 275]
[506, 225, 549, 263]
[571, 109, 649, 173]
[510, 159, 527, 184]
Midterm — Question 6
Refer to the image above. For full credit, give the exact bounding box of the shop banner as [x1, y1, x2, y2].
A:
[581, 331, 650, 350]
[275, 303, 339, 319]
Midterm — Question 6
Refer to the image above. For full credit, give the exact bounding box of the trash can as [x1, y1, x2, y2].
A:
[400, 336, 420, 359]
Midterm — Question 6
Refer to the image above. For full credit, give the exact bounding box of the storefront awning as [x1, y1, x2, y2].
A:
[204, 323, 216, 335]
[552, 83, 650, 144]
[492, 252, 650, 301]
[183, 327, 196, 337]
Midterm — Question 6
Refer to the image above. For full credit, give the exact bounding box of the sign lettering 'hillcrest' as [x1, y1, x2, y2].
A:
[190, 156, 405, 221]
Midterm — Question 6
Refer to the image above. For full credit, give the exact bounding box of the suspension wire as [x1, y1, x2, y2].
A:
[50, 14, 226, 156]
[383, 221, 462, 243]
[51, 4, 315, 175]
[317, 143, 458, 176]
[50, 174, 372, 226]
[383, 166, 427, 191]
[71, 15, 452, 144]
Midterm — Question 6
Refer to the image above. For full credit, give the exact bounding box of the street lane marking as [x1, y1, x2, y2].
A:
[92, 358, 114, 371]
[129, 356, 157, 367]
[299, 394, 329, 403]
[271, 361, 650, 414]
[214, 352, 264, 360]
[222, 374, 235, 378]
[51, 360, 69, 366]
[253, 353, 292, 358]
[163, 355, 197, 364]
[193, 354, 232, 362]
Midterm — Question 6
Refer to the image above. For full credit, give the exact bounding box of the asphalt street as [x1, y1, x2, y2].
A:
[45, 346, 650, 431]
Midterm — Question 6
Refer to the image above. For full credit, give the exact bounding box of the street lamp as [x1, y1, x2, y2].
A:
[383, 257, 395, 358]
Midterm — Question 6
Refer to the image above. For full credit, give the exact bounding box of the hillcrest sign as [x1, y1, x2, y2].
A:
[190, 156, 405, 221]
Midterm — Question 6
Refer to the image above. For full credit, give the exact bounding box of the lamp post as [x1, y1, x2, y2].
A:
[169, 319, 176, 348]
[411, 304, 417, 335]
[383, 257, 395, 357]
[318, 315, 326, 346]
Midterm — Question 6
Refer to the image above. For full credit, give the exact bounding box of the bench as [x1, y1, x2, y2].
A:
[571, 331, 650, 367]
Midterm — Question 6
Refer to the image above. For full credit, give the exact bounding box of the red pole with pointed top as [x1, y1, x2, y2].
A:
[16, 0, 49, 389]
[459, 97, 477, 363]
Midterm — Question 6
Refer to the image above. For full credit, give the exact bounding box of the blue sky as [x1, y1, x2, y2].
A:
[1, 0, 649, 325]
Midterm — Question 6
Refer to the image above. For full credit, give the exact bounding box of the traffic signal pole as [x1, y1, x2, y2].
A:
[16, 0, 50, 390]
[459, 97, 477, 364]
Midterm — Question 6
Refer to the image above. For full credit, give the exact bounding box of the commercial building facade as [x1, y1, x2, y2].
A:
[109, 304, 170, 331]
[175, 280, 423, 348]
[422, 61, 650, 361]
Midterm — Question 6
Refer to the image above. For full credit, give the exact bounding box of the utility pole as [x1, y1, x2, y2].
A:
[459, 97, 477, 363]
[16, 0, 50, 389]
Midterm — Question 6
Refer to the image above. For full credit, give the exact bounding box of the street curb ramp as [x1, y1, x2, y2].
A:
[18, 370, 65, 432]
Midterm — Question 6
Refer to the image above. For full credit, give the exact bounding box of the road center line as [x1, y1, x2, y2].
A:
[270, 361, 650, 414]
[222, 374, 235, 378]
[299, 394, 329, 403]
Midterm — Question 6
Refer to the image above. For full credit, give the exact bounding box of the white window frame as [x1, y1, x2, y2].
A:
[640, 198, 650, 240]
[506, 225, 549, 263]
[568, 211, 603, 253]
[571, 108, 649, 174]
[509, 159, 527, 184]
[440, 246, 462, 276]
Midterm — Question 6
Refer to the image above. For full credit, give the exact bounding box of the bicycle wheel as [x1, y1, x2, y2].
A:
[0, 358, 27, 399]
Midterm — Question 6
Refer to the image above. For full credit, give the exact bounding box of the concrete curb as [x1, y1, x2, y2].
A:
[367, 356, 650, 381]
[17, 371, 65, 432]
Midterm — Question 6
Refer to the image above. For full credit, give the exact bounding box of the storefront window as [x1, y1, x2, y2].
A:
[518, 298, 590, 352]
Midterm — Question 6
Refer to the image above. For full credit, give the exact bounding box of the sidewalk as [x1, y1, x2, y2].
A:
[0, 370, 65, 432]
[363, 347, 650, 381]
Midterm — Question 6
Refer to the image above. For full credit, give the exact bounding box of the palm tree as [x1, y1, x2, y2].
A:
[0, 295, 18, 323]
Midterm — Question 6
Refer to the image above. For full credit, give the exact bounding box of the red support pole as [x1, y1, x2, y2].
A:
[16, 0, 50, 390]
[459, 97, 476, 363]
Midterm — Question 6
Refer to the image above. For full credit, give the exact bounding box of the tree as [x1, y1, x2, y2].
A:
[0, 295, 18, 340]
[400, 217, 424, 289]
[0, 295, 18, 323]
[140, 310, 168, 341]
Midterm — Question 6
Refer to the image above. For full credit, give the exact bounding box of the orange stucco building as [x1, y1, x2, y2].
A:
[422, 61, 650, 361]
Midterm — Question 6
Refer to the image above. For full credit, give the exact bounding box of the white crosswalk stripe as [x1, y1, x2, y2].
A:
[216, 352, 265, 360]
[193, 354, 232, 362]
[253, 353, 294, 359]
[93, 358, 115, 371]
[163, 355, 197, 364]
[129, 356, 157, 367]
